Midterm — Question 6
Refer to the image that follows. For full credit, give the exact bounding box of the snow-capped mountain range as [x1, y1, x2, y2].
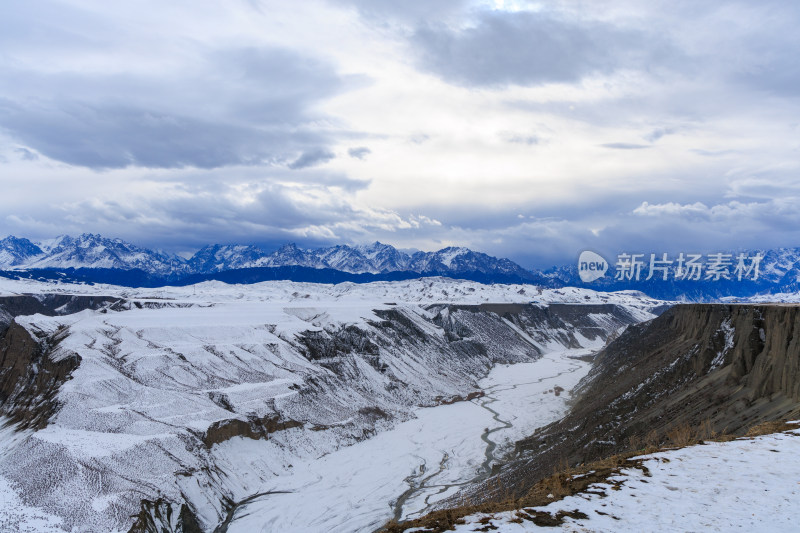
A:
[0, 234, 189, 274]
[0, 233, 538, 280]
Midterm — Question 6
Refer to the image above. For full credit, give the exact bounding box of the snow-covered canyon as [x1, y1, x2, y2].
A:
[0, 278, 661, 532]
[222, 349, 595, 533]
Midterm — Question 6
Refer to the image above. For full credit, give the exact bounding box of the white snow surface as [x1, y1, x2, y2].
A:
[0, 475, 67, 533]
[0, 276, 663, 312]
[0, 422, 67, 532]
[436, 427, 800, 533]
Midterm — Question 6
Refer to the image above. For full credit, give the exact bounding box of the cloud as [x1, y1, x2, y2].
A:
[13, 146, 38, 161]
[0, 99, 318, 169]
[0, 162, 442, 251]
[633, 201, 710, 218]
[2, 1, 800, 266]
[500, 132, 539, 145]
[0, 38, 346, 169]
[412, 9, 671, 88]
[407, 214, 442, 228]
[600, 143, 650, 150]
[332, 0, 469, 24]
[721, 4, 800, 97]
[633, 199, 800, 225]
[643, 127, 674, 143]
[724, 175, 800, 200]
[348, 146, 372, 159]
[288, 148, 336, 169]
[395, 190, 800, 268]
[691, 149, 738, 157]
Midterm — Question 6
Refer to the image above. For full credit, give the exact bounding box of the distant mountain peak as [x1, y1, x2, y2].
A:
[0, 233, 188, 275]
[0, 235, 44, 267]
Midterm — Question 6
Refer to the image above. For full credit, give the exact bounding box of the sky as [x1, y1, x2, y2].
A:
[1, 0, 799, 268]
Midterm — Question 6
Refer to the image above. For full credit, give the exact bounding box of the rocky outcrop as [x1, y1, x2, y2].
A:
[729, 306, 800, 399]
[0, 322, 79, 429]
[202, 414, 304, 447]
[0, 294, 121, 429]
[127, 498, 204, 533]
[297, 324, 380, 361]
[471, 304, 800, 500]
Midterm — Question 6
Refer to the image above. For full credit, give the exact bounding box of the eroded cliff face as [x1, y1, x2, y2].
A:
[0, 295, 121, 430]
[475, 304, 800, 500]
[728, 305, 800, 399]
[127, 498, 204, 533]
[0, 322, 78, 430]
[479, 303, 643, 349]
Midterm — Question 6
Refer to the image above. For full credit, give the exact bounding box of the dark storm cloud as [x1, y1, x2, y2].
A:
[0, 99, 319, 169]
[0, 44, 345, 169]
[412, 10, 670, 88]
[42, 174, 424, 252]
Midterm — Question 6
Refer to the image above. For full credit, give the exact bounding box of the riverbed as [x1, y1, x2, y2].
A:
[224, 348, 593, 533]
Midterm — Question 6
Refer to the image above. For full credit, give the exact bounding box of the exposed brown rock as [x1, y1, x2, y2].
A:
[202, 414, 303, 447]
[127, 498, 204, 533]
[0, 294, 124, 430]
[435, 391, 486, 405]
[0, 321, 79, 430]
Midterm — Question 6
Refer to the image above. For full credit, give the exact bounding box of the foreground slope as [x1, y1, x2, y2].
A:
[413, 423, 800, 532]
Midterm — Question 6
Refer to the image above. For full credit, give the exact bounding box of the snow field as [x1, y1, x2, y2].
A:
[442, 427, 800, 532]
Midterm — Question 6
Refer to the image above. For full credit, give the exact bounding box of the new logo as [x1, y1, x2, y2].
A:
[578, 250, 608, 282]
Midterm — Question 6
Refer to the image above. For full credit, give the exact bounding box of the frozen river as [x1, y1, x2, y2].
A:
[224, 348, 593, 533]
